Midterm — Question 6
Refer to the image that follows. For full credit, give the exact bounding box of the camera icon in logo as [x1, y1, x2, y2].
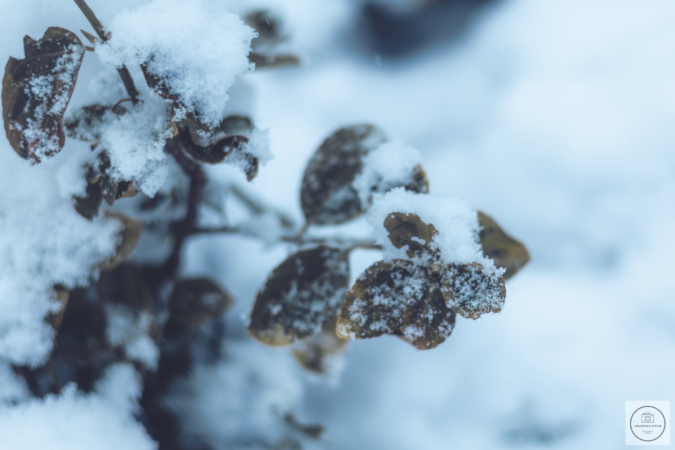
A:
[642, 412, 655, 423]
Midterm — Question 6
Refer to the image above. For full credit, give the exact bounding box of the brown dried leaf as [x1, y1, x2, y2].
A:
[440, 262, 506, 320]
[282, 413, 325, 440]
[477, 211, 530, 280]
[250, 53, 300, 69]
[300, 125, 387, 225]
[64, 103, 126, 142]
[179, 119, 259, 180]
[98, 263, 154, 312]
[336, 260, 456, 350]
[100, 212, 142, 270]
[383, 212, 438, 258]
[292, 318, 347, 375]
[47, 285, 70, 334]
[2, 27, 85, 163]
[248, 246, 350, 346]
[168, 278, 234, 326]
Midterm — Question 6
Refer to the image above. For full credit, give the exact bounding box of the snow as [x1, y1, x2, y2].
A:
[163, 340, 302, 449]
[96, 97, 175, 196]
[97, 0, 256, 129]
[0, 149, 120, 365]
[368, 188, 500, 276]
[0, 364, 155, 450]
[352, 140, 423, 205]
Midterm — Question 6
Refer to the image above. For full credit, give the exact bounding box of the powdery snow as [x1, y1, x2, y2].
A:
[97, 0, 256, 129]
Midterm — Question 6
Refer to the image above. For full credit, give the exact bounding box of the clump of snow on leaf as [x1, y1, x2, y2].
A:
[98, 98, 175, 196]
[369, 189, 500, 273]
[98, 0, 256, 128]
[0, 364, 155, 450]
[353, 140, 423, 205]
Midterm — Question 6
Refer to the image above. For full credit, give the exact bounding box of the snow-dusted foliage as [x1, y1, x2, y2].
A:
[0, 0, 542, 448]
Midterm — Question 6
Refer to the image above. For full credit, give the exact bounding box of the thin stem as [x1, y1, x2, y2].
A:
[73, 0, 140, 103]
[192, 225, 382, 251]
[163, 138, 206, 279]
[229, 184, 296, 230]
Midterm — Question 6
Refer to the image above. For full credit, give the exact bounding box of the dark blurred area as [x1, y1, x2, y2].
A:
[358, 0, 495, 57]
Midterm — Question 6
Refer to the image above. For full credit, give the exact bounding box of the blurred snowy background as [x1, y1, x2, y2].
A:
[1, 0, 675, 448]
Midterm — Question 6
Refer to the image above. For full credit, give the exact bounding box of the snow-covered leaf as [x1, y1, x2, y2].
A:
[248, 246, 350, 346]
[383, 212, 438, 258]
[2, 27, 84, 163]
[336, 259, 456, 350]
[478, 211, 530, 279]
[169, 278, 234, 326]
[440, 262, 506, 320]
[300, 125, 387, 225]
[301, 125, 429, 225]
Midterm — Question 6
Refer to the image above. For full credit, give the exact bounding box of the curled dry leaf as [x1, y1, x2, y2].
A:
[179, 117, 259, 180]
[47, 285, 70, 335]
[292, 318, 347, 375]
[282, 412, 325, 440]
[337, 260, 456, 350]
[248, 246, 350, 346]
[383, 212, 438, 258]
[73, 152, 134, 219]
[100, 212, 143, 270]
[440, 263, 506, 320]
[168, 278, 234, 326]
[477, 211, 530, 279]
[2, 27, 85, 162]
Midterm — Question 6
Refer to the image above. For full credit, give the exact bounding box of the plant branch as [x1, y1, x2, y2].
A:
[163, 138, 207, 279]
[193, 225, 382, 251]
[229, 184, 296, 230]
[73, 0, 140, 103]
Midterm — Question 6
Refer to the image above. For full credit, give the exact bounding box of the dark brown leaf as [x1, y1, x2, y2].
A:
[282, 412, 325, 440]
[336, 259, 456, 350]
[73, 151, 132, 219]
[383, 212, 438, 258]
[179, 119, 259, 180]
[248, 246, 350, 346]
[300, 125, 387, 225]
[2, 27, 85, 162]
[292, 318, 347, 375]
[100, 212, 142, 270]
[64, 103, 126, 142]
[250, 53, 300, 69]
[168, 278, 234, 326]
[98, 263, 154, 312]
[47, 285, 70, 334]
[477, 211, 530, 279]
[440, 262, 506, 320]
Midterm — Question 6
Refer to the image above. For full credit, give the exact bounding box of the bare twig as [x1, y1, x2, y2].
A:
[229, 184, 296, 230]
[193, 225, 382, 251]
[163, 138, 206, 278]
[73, 0, 140, 103]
